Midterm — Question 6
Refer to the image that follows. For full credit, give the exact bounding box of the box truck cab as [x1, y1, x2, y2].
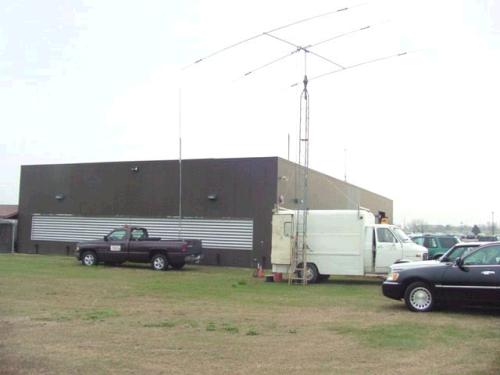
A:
[271, 209, 428, 283]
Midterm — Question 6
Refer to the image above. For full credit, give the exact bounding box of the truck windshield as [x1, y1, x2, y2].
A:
[393, 228, 412, 242]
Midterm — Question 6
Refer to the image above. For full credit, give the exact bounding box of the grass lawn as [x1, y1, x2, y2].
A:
[0, 254, 499, 375]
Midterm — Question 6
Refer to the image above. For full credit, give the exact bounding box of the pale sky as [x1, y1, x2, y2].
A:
[1, 0, 499, 226]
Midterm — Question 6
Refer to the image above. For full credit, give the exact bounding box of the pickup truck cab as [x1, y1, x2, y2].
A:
[75, 226, 203, 270]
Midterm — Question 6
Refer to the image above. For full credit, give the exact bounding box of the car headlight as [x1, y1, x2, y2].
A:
[386, 272, 399, 281]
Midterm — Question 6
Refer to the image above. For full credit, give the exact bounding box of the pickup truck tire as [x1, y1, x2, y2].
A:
[151, 254, 168, 271]
[404, 281, 434, 312]
[81, 251, 98, 266]
[170, 261, 185, 270]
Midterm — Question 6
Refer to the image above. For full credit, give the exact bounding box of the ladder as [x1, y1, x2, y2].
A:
[289, 75, 310, 285]
[288, 210, 308, 285]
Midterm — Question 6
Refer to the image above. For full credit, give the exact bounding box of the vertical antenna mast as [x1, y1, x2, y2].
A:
[344, 148, 347, 182]
[289, 54, 311, 285]
[287, 133, 290, 161]
[178, 88, 183, 239]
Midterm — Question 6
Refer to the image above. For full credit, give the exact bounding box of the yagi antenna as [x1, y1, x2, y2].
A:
[183, 3, 367, 70]
[242, 22, 390, 78]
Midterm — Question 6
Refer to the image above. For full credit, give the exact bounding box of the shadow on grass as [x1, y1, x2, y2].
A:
[382, 301, 500, 316]
[438, 305, 500, 317]
[102, 263, 203, 272]
[323, 278, 383, 286]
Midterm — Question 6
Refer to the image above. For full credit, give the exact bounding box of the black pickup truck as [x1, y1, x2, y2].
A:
[75, 226, 203, 270]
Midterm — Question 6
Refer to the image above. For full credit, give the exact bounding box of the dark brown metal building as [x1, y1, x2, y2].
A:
[17, 157, 393, 267]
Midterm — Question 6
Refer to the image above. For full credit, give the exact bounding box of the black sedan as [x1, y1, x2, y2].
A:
[382, 243, 500, 312]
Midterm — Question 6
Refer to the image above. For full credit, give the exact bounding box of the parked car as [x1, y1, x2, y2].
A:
[382, 243, 500, 312]
[387, 242, 489, 271]
[410, 234, 459, 260]
[75, 226, 203, 270]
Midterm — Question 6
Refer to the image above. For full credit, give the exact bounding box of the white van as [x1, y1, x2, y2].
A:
[271, 209, 428, 282]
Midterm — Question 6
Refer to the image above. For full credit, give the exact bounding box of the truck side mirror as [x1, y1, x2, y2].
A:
[455, 257, 464, 269]
[103, 235, 108, 241]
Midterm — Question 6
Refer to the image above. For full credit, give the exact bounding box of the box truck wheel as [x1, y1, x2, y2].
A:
[298, 263, 319, 284]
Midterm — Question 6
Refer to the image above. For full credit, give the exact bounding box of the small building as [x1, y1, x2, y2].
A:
[17, 157, 392, 267]
[0, 204, 18, 253]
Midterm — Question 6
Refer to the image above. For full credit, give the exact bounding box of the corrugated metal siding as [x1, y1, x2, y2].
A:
[31, 214, 253, 250]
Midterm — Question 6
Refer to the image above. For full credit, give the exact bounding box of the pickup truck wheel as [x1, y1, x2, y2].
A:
[171, 261, 185, 270]
[81, 251, 97, 266]
[404, 282, 434, 312]
[151, 254, 168, 271]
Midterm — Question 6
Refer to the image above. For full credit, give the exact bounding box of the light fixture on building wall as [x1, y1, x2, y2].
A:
[55, 193, 65, 201]
[207, 193, 217, 201]
[131, 166, 139, 173]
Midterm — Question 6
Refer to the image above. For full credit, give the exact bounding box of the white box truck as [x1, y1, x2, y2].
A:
[271, 209, 428, 283]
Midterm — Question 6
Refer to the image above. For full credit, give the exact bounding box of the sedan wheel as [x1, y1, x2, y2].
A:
[404, 282, 434, 312]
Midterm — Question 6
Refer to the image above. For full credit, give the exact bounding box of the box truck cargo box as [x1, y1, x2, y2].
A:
[271, 209, 428, 283]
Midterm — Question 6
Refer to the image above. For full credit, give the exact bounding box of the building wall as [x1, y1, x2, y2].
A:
[17, 157, 393, 268]
[277, 158, 393, 222]
[18, 157, 278, 267]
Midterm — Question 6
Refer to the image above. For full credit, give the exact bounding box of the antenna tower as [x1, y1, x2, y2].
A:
[186, 4, 411, 285]
[289, 72, 310, 285]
